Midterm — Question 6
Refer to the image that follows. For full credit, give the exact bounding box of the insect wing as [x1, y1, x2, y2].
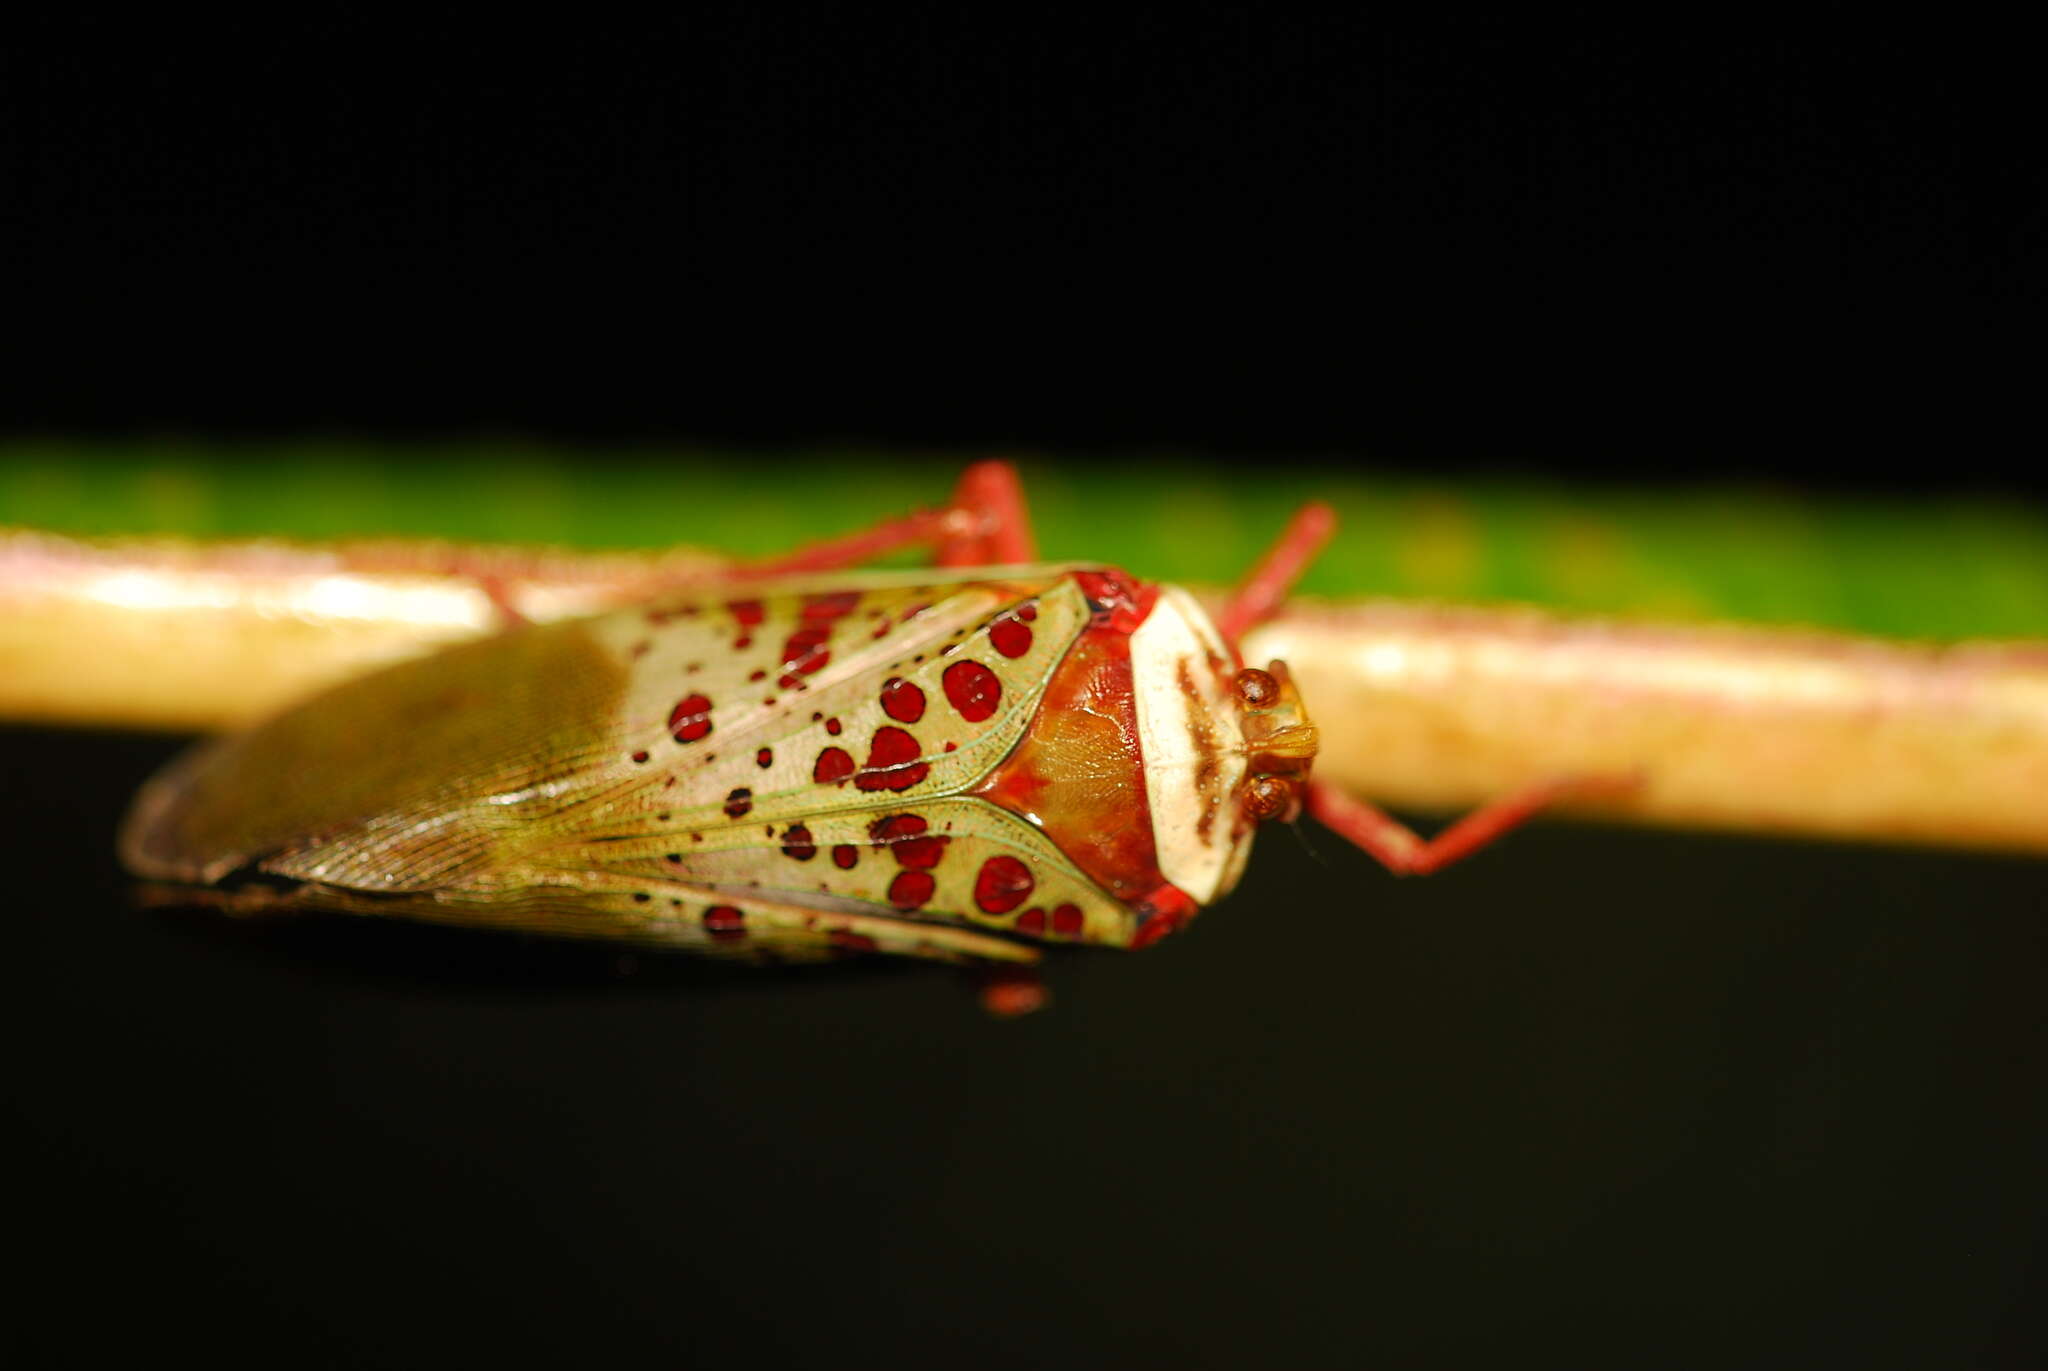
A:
[123, 567, 1135, 958]
[122, 613, 632, 892]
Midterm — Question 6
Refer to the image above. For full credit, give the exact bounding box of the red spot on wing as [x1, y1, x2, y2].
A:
[831, 844, 859, 869]
[887, 871, 936, 909]
[802, 590, 862, 620]
[1015, 907, 1047, 935]
[727, 598, 763, 649]
[973, 855, 1035, 914]
[668, 693, 713, 743]
[831, 929, 879, 952]
[825, 717, 843, 736]
[855, 727, 929, 792]
[724, 788, 753, 819]
[703, 905, 746, 940]
[942, 660, 1002, 722]
[871, 813, 948, 868]
[778, 625, 832, 688]
[990, 612, 1034, 658]
[630, 750, 650, 764]
[814, 747, 855, 784]
[756, 747, 774, 768]
[880, 676, 926, 723]
[781, 823, 817, 861]
[1051, 904, 1084, 937]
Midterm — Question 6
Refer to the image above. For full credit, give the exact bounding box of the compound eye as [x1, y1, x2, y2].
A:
[1242, 775, 1292, 821]
[1234, 667, 1279, 708]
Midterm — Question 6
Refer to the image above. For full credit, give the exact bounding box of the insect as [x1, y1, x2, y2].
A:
[120, 462, 1609, 1002]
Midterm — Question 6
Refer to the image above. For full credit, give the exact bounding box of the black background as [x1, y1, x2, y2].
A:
[3, 14, 2038, 484]
[5, 15, 2045, 1369]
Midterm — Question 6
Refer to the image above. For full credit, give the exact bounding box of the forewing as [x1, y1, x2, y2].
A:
[558, 569, 1088, 834]
[577, 795, 1139, 949]
[242, 879, 1042, 966]
[122, 617, 631, 889]
[123, 568, 1125, 955]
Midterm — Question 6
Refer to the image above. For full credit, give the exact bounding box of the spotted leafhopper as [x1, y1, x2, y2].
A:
[121, 463, 1599, 997]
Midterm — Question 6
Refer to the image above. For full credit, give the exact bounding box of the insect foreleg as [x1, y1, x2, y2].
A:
[1215, 500, 1337, 648]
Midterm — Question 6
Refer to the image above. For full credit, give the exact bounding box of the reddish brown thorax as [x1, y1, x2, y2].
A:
[973, 571, 1182, 915]
[973, 569, 1319, 946]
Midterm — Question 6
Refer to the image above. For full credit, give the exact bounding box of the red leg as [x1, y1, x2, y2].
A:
[476, 574, 532, 628]
[973, 965, 1051, 1017]
[744, 460, 1040, 576]
[743, 507, 957, 576]
[469, 462, 1036, 617]
[1215, 502, 1337, 650]
[936, 459, 1038, 567]
[1306, 774, 1640, 876]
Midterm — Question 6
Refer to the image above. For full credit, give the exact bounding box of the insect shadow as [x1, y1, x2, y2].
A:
[134, 885, 934, 1002]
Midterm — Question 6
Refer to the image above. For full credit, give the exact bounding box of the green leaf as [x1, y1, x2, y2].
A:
[5, 443, 2044, 639]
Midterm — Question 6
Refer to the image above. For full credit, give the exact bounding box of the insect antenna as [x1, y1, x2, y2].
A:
[1287, 807, 1329, 865]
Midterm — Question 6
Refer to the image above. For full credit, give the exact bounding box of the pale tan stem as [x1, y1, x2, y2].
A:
[7, 529, 2048, 856]
[1243, 602, 2048, 856]
[0, 529, 730, 730]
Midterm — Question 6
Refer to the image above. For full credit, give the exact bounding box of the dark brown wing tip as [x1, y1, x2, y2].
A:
[116, 738, 246, 886]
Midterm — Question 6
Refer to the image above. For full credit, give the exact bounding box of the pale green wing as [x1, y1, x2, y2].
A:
[226, 879, 1043, 966]
[121, 566, 1133, 957]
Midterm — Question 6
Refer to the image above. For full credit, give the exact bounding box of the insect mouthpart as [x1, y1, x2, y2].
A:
[1234, 661, 1318, 824]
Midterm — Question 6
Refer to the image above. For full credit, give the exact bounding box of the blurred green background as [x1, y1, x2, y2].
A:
[6, 444, 2047, 641]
